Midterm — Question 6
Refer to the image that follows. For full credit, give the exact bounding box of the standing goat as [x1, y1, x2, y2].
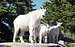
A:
[13, 9, 46, 43]
[39, 22, 62, 43]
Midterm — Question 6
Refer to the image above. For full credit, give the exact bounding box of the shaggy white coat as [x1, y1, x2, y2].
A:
[13, 9, 46, 43]
[39, 22, 62, 43]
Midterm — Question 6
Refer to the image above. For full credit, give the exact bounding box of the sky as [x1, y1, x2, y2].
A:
[32, 0, 45, 9]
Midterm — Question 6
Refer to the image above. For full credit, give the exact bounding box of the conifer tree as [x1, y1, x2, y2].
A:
[44, 0, 75, 40]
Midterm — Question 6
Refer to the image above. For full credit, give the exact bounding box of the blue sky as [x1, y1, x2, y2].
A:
[32, 0, 45, 9]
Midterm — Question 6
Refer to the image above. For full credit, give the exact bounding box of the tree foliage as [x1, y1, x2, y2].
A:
[15, 0, 34, 15]
[44, 0, 75, 40]
[0, 0, 34, 42]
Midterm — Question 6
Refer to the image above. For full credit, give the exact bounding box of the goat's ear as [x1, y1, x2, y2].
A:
[44, 8, 46, 12]
[44, 7, 48, 11]
[42, 8, 46, 12]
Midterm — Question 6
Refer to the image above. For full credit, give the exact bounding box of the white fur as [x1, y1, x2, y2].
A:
[13, 9, 46, 43]
[58, 40, 64, 45]
[39, 22, 62, 43]
[58, 40, 65, 47]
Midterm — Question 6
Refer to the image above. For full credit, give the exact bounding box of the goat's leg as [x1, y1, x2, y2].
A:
[44, 35, 47, 43]
[39, 33, 42, 43]
[29, 27, 34, 43]
[34, 34, 37, 43]
[33, 28, 38, 43]
[20, 31, 24, 43]
[13, 27, 19, 42]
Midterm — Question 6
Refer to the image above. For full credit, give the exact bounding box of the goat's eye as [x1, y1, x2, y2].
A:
[43, 15, 45, 17]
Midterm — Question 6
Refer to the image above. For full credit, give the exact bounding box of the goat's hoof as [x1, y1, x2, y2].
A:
[21, 41, 24, 43]
[13, 40, 16, 43]
[21, 41, 25, 43]
[39, 42, 42, 44]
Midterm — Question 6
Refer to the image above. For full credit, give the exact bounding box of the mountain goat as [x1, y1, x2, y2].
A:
[13, 9, 46, 43]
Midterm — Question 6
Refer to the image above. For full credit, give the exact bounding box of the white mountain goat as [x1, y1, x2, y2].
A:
[39, 22, 62, 43]
[13, 9, 46, 43]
